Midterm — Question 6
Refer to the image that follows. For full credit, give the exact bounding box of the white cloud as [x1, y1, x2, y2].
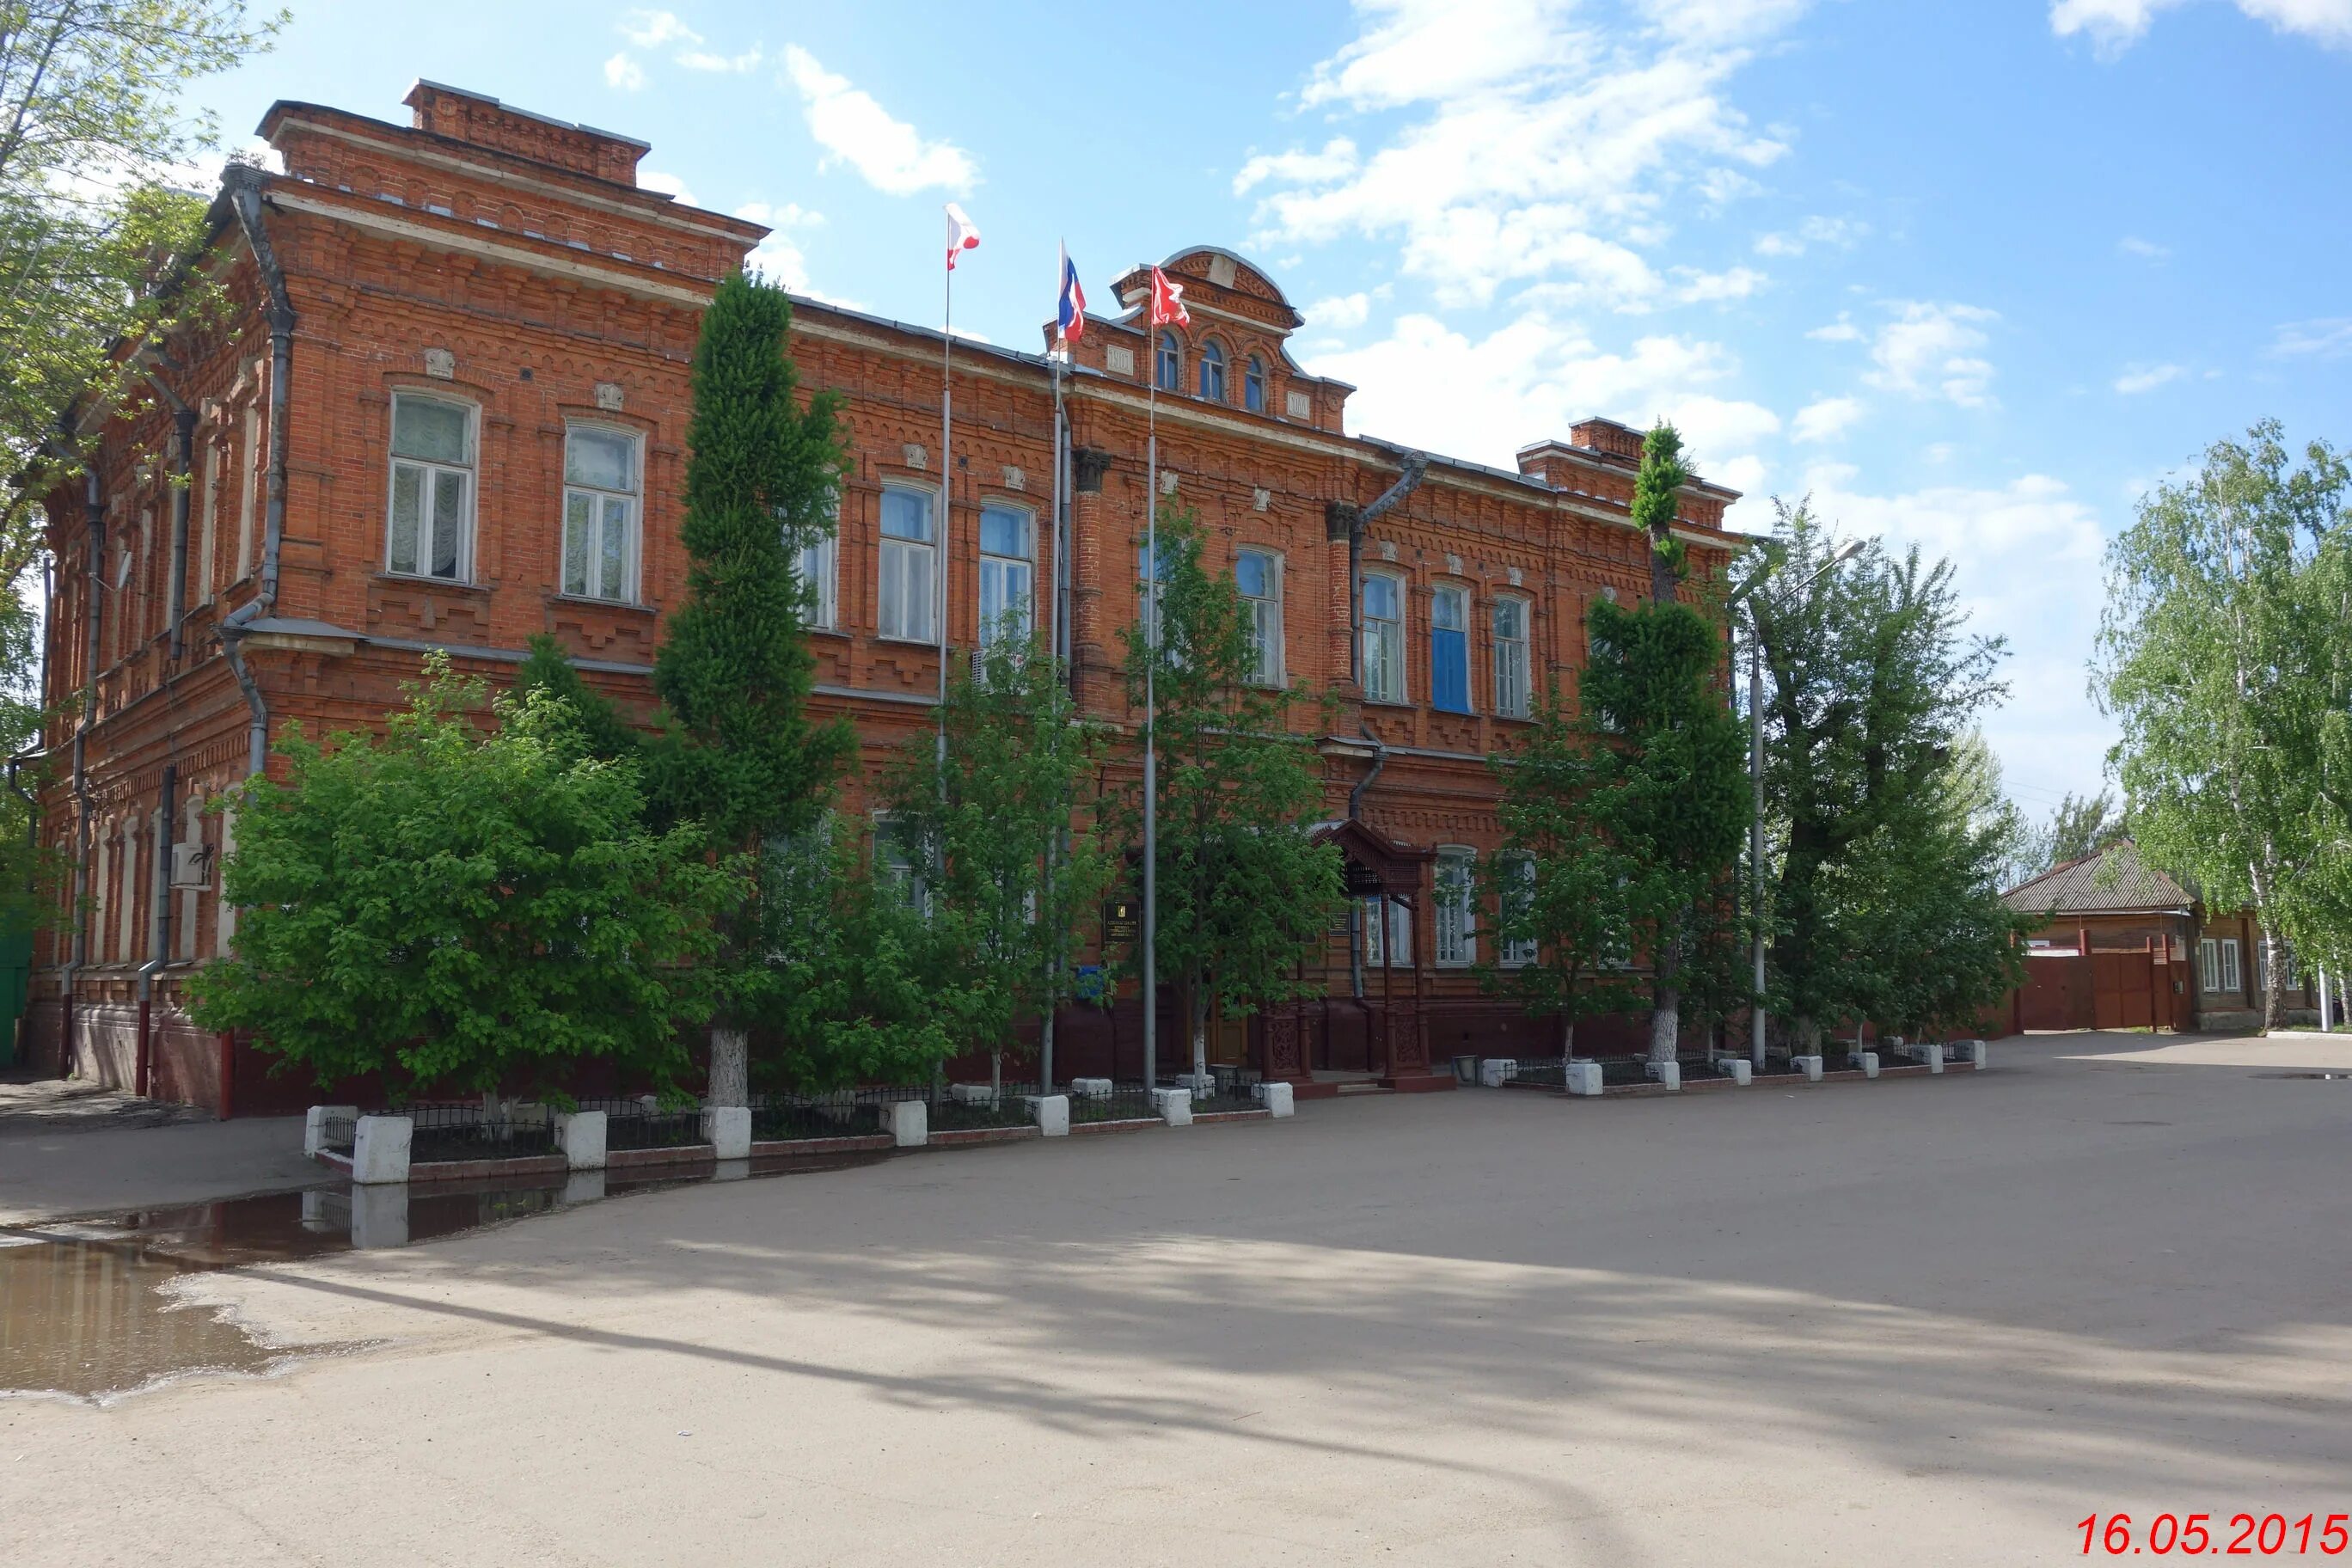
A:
[2051, 0, 2352, 53]
[735, 200, 824, 293]
[1806, 314, 1863, 342]
[1675, 265, 1767, 303]
[2272, 317, 2352, 358]
[678, 46, 762, 73]
[1301, 310, 1778, 509]
[1304, 291, 1375, 329]
[1853, 300, 2000, 408]
[1791, 395, 1864, 443]
[1242, 0, 1800, 306]
[1754, 231, 1803, 257]
[782, 46, 976, 196]
[2112, 363, 2187, 394]
[619, 8, 701, 48]
[2118, 235, 2169, 260]
[604, 53, 646, 91]
[639, 169, 696, 205]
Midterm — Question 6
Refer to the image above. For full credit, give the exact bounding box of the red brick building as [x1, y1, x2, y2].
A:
[21, 83, 1743, 1112]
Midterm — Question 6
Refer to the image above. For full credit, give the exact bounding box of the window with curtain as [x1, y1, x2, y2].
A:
[1363, 573, 1404, 702]
[561, 425, 639, 602]
[2201, 937, 2242, 993]
[878, 485, 935, 641]
[1498, 852, 1537, 967]
[1494, 596, 1529, 719]
[194, 438, 219, 603]
[1155, 331, 1180, 391]
[1197, 340, 1227, 401]
[1361, 896, 1413, 968]
[1236, 548, 1281, 685]
[236, 403, 260, 581]
[1431, 583, 1470, 713]
[1435, 848, 1475, 966]
[1136, 541, 1176, 663]
[978, 503, 1033, 652]
[1244, 356, 1266, 413]
[795, 496, 838, 630]
[386, 392, 473, 581]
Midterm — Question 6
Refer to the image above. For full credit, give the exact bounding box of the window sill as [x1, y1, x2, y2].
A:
[804, 622, 849, 639]
[875, 633, 940, 649]
[1432, 706, 1477, 719]
[375, 571, 488, 594]
[1362, 696, 1413, 709]
[548, 592, 655, 615]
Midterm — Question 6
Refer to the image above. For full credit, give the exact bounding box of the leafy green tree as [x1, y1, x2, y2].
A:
[1634, 421, 1690, 604]
[2020, 787, 2130, 882]
[515, 632, 642, 765]
[884, 630, 1114, 1092]
[0, 1, 282, 612]
[1122, 505, 1344, 1083]
[1748, 499, 2009, 1050]
[2097, 420, 2352, 1027]
[650, 269, 854, 1102]
[1481, 691, 1641, 1055]
[1581, 596, 1749, 1062]
[187, 658, 740, 1099]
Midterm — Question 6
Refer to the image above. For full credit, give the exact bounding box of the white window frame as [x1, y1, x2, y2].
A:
[560, 421, 641, 603]
[1362, 571, 1406, 704]
[1137, 541, 1173, 664]
[194, 434, 220, 604]
[1493, 595, 1530, 719]
[384, 390, 476, 583]
[1431, 582, 1472, 714]
[236, 403, 260, 581]
[1498, 851, 1537, 968]
[1236, 548, 1283, 687]
[1435, 847, 1475, 968]
[2201, 936, 2241, 995]
[216, 805, 238, 956]
[977, 502, 1035, 652]
[877, 482, 939, 644]
[1361, 896, 1413, 969]
[796, 495, 839, 631]
[873, 812, 931, 915]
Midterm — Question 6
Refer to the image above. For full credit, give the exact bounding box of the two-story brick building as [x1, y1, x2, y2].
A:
[20, 83, 1743, 1113]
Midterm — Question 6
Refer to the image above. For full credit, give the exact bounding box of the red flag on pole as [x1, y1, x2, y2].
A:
[1148, 266, 1189, 327]
[945, 203, 980, 271]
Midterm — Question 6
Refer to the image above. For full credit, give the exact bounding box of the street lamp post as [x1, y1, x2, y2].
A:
[1729, 538, 1861, 1069]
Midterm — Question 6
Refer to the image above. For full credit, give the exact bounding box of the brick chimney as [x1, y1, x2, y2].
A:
[402, 80, 650, 187]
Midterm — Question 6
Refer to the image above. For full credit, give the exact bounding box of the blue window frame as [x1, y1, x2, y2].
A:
[1155, 332, 1180, 392]
[1431, 584, 1470, 714]
[1198, 340, 1226, 401]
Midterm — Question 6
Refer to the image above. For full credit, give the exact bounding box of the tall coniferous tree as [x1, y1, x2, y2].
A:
[652, 271, 853, 1104]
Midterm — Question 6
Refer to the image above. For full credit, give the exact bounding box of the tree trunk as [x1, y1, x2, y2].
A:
[1559, 1011, 1576, 1059]
[1039, 1005, 1055, 1093]
[991, 1048, 1002, 1099]
[1649, 977, 1680, 1063]
[1191, 989, 1210, 1084]
[1648, 527, 1677, 604]
[707, 1025, 748, 1108]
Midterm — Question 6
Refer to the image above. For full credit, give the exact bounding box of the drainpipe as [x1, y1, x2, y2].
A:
[140, 359, 194, 662]
[135, 763, 176, 1098]
[1339, 450, 1424, 1002]
[64, 468, 104, 1074]
[219, 164, 293, 779]
[1346, 722, 1391, 1003]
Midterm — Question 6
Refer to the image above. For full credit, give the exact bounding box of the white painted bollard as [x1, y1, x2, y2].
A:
[350, 1114, 413, 1184]
[304, 1105, 358, 1158]
[701, 1106, 750, 1160]
[1027, 1093, 1070, 1137]
[554, 1110, 607, 1170]
[1719, 1059, 1752, 1086]
[949, 1082, 996, 1106]
[1252, 1081, 1295, 1117]
[349, 1183, 409, 1249]
[879, 1099, 927, 1148]
[1792, 1055, 1824, 1083]
[1958, 1040, 1988, 1070]
[711, 1158, 750, 1183]
[1644, 1060, 1681, 1091]
[1070, 1077, 1113, 1098]
[1922, 1043, 1945, 1074]
[1565, 1061, 1605, 1096]
[1478, 1058, 1518, 1087]
[1859, 1051, 1880, 1079]
[1153, 1087, 1193, 1126]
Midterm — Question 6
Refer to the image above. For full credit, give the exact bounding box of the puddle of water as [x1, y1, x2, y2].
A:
[1, 1149, 885, 1405]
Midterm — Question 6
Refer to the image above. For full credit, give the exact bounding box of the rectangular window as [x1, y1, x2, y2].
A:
[1361, 896, 1413, 968]
[195, 438, 220, 603]
[217, 806, 238, 956]
[1435, 848, 1475, 967]
[798, 533, 837, 629]
[1494, 597, 1530, 719]
[977, 504, 1033, 652]
[874, 813, 929, 914]
[1498, 852, 1537, 967]
[1136, 541, 1173, 660]
[1585, 620, 1620, 732]
[1236, 548, 1281, 685]
[877, 485, 936, 642]
[561, 425, 638, 602]
[236, 404, 260, 580]
[1363, 573, 1404, 703]
[1431, 584, 1470, 714]
[2201, 937, 2241, 994]
[386, 392, 473, 581]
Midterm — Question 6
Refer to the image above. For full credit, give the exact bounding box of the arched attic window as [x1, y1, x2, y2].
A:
[1197, 340, 1227, 402]
[1155, 331, 1181, 392]
[1244, 355, 1266, 413]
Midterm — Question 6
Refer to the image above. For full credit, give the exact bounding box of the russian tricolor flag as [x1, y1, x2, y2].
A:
[1057, 244, 1086, 345]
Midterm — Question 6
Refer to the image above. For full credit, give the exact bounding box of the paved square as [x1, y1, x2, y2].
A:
[7, 1033, 2349, 1566]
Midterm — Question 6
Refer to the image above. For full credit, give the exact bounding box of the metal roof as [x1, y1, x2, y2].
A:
[2000, 840, 2192, 916]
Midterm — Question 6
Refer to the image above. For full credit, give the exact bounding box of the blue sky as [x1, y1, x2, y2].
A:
[191, 0, 2351, 823]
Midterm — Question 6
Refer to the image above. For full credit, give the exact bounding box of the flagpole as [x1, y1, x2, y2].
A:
[1142, 304, 1159, 1097]
[937, 242, 952, 784]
